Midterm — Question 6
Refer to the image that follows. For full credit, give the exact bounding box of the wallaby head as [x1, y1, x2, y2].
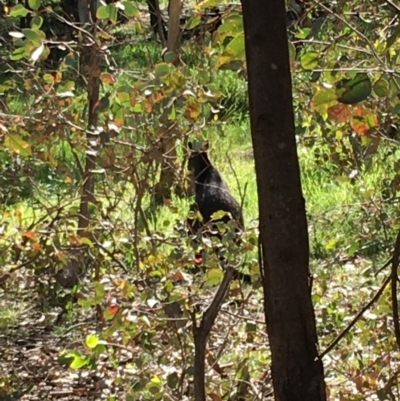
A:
[187, 141, 212, 176]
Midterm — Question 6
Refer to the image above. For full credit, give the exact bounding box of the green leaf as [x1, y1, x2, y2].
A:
[211, 210, 229, 220]
[78, 298, 94, 309]
[43, 73, 54, 84]
[28, 0, 41, 11]
[79, 237, 94, 247]
[288, 41, 296, 63]
[31, 16, 43, 29]
[155, 63, 171, 77]
[97, 5, 110, 19]
[122, 1, 139, 17]
[300, 51, 319, 70]
[309, 71, 321, 82]
[22, 28, 41, 43]
[70, 355, 89, 369]
[348, 241, 359, 256]
[150, 375, 162, 385]
[216, 13, 242, 37]
[196, 0, 220, 8]
[86, 334, 100, 349]
[58, 353, 74, 367]
[392, 103, 400, 115]
[167, 372, 179, 390]
[168, 105, 176, 120]
[205, 268, 223, 286]
[373, 78, 389, 98]
[94, 281, 105, 298]
[225, 33, 245, 59]
[163, 51, 176, 63]
[4, 134, 32, 156]
[311, 88, 337, 114]
[108, 4, 118, 23]
[186, 15, 202, 30]
[10, 4, 30, 17]
[337, 73, 372, 104]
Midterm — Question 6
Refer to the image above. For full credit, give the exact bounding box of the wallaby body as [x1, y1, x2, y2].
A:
[188, 141, 244, 230]
[187, 141, 250, 284]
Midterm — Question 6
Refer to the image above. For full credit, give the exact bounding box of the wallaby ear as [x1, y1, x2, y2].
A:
[188, 141, 193, 150]
[203, 141, 210, 151]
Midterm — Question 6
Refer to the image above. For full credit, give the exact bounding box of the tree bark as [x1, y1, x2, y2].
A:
[78, 0, 101, 233]
[241, 0, 327, 400]
[147, 0, 167, 47]
[167, 0, 181, 64]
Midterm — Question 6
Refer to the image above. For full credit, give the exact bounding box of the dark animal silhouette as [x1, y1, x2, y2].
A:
[187, 141, 244, 229]
[187, 141, 251, 283]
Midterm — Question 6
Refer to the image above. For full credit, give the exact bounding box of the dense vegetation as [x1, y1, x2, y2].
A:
[1, 0, 400, 400]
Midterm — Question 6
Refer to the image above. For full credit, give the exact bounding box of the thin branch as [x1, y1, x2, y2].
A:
[193, 266, 235, 401]
[320, 274, 391, 359]
[317, 2, 386, 66]
[391, 227, 400, 348]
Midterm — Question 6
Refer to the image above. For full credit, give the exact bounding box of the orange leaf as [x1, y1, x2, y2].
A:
[350, 106, 378, 135]
[170, 271, 184, 281]
[100, 72, 116, 85]
[68, 235, 80, 245]
[108, 304, 120, 315]
[23, 230, 36, 240]
[209, 393, 222, 401]
[31, 242, 44, 252]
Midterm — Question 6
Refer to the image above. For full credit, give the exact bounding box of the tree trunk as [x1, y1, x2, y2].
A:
[78, 0, 101, 233]
[241, 0, 327, 400]
[78, 0, 89, 23]
[147, 0, 167, 47]
[167, 0, 181, 64]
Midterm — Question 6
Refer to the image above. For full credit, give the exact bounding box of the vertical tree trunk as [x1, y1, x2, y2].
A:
[78, 0, 89, 23]
[78, 0, 101, 233]
[153, 0, 182, 204]
[147, 0, 167, 47]
[167, 0, 181, 64]
[241, 0, 327, 400]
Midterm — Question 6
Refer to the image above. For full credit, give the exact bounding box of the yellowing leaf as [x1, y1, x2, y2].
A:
[311, 89, 337, 115]
[301, 51, 319, 70]
[85, 334, 99, 349]
[205, 268, 223, 286]
[4, 134, 32, 156]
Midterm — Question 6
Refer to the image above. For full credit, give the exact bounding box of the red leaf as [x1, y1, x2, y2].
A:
[327, 103, 351, 123]
[108, 305, 120, 315]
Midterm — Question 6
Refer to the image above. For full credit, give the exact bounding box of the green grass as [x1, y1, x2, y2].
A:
[0, 300, 29, 328]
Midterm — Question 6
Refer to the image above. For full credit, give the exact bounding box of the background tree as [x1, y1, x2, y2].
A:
[242, 0, 327, 399]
